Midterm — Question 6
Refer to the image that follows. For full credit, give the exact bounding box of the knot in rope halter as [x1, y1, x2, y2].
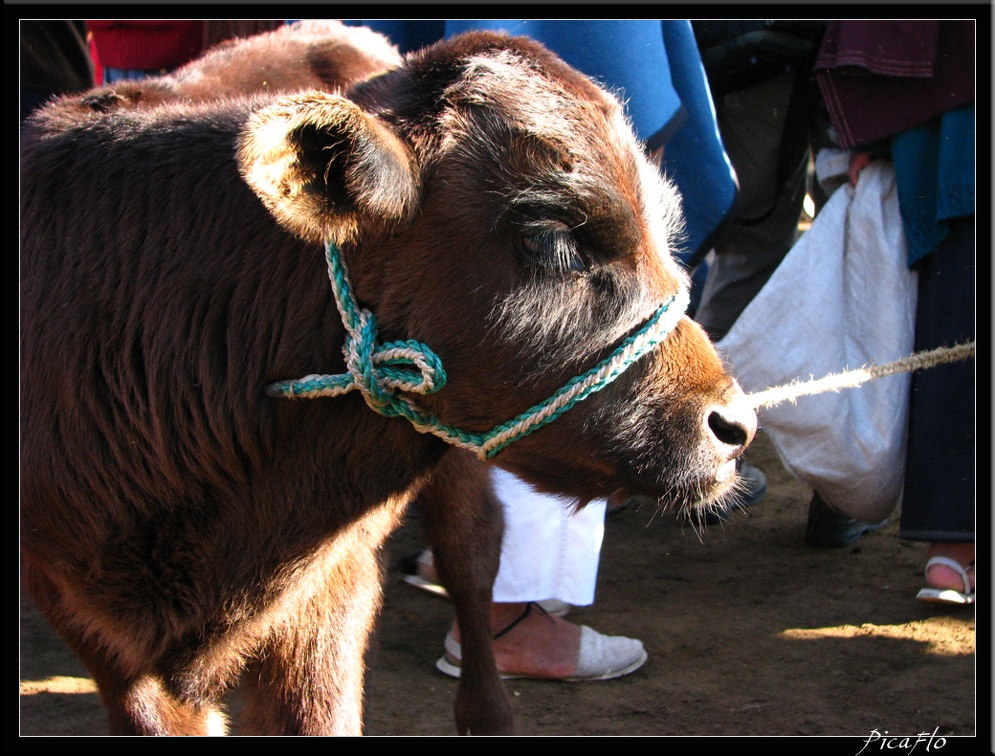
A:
[266, 240, 448, 413]
[342, 304, 448, 414]
[266, 240, 690, 460]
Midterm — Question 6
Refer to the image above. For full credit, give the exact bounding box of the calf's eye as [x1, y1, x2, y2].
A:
[519, 227, 585, 273]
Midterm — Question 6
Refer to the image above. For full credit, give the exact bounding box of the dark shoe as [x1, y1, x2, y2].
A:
[705, 459, 767, 525]
[805, 492, 887, 548]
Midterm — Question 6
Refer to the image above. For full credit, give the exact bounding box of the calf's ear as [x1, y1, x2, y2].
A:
[237, 92, 419, 245]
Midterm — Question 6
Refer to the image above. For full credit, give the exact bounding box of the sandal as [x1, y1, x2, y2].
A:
[916, 556, 975, 605]
[435, 602, 647, 681]
[398, 550, 449, 598]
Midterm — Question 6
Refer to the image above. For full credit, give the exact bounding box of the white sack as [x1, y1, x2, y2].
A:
[717, 155, 917, 522]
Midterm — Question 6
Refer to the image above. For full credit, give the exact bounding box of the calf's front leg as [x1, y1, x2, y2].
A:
[418, 449, 514, 735]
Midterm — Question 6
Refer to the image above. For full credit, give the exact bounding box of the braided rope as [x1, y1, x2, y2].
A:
[266, 240, 689, 459]
[746, 340, 976, 410]
[477, 285, 689, 458]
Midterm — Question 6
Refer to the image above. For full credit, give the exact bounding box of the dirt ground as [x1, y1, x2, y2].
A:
[19, 431, 978, 740]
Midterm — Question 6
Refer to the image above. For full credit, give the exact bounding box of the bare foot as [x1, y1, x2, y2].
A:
[925, 542, 975, 592]
[453, 602, 580, 678]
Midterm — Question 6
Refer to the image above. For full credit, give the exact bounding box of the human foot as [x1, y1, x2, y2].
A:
[917, 542, 975, 605]
[439, 602, 646, 680]
[487, 601, 581, 678]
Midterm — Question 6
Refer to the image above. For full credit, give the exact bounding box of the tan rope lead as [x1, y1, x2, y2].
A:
[746, 341, 976, 410]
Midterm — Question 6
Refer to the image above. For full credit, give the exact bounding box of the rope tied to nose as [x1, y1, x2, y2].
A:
[265, 240, 690, 459]
[745, 340, 976, 410]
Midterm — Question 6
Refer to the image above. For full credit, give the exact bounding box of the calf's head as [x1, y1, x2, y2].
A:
[240, 31, 756, 517]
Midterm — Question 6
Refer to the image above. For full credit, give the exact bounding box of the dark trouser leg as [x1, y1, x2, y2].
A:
[898, 217, 976, 542]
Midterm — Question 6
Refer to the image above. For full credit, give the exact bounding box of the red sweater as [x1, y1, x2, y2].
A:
[86, 20, 205, 72]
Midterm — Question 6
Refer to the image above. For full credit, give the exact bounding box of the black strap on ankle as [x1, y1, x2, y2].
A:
[493, 601, 551, 640]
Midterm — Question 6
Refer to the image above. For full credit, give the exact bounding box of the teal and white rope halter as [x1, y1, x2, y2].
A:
[266, 240, 690, 460]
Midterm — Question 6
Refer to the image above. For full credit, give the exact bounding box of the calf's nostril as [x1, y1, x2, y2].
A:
[706, 401, 757, 450]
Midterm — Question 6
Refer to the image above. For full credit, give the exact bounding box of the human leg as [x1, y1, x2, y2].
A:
[402, 463, 603, 613]
[898, 217, 975, 602]
[489, 468, 605, 607]
[438, 469, 646, 680]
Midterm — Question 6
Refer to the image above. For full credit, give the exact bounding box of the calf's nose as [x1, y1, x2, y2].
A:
[705, 387, 757, 454]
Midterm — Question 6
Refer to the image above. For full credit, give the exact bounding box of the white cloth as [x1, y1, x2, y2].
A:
[490, 468, 606, 607]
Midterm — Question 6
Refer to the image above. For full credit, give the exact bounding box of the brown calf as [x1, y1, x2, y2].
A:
[30, 21, 516, 735]
[20, 30, 755, 735]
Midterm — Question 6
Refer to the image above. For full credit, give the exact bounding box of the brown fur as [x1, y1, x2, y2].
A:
[20, 30, 755, 735]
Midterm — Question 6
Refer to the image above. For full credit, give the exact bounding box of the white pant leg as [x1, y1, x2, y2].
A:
[490, 468, 606, 607]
